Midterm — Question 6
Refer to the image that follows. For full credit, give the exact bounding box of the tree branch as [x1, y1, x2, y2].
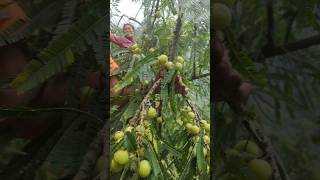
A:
[191, 73, 210, 80]
[263, 34, 320, 58]
[266, 0, 274, 48]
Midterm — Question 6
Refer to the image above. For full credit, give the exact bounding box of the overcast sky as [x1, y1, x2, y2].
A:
[111, 0, 144, 29]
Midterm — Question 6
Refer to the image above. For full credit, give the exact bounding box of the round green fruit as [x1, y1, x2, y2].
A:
[185, 123, 193, 130]
[111, 159, 123, 173]
[200, 120, 208, 125]
[149, 48, 155, 53]
[235, 140, 262, 158]
[113, 131, 124, 141]
[165, 61, 174, 69]
[113, 150, 129, 165]
[125, 126, 134, 133]
[213, 3, 232, 30]
[158, 55, 168, 64]
[181, 117, 189, 123]
[157, 117, 163, 123]
[189, 125, 200, 136]
[129, 44, 138, 51]
[204, 135, 210, 144]
[187, 112, 196, 120]
[135, 125, 145, 134]
[175, 62, 183, 71]
[248, 159, 272, 180]
[133, 48, 142, 54]
[204, 123, 210, 132]
[143, 80, 149, 85]
[139, 160, 152, 177]
[176, 56, 184, 64]
[147, 107, 157, 119]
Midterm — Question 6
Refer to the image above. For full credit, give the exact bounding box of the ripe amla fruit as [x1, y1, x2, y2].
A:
[158, 54, 168, 64]
[138, 160, 152, 177]
[248, 159, 272, 180]
[204, 123, 210, 132]
[147, 107, 157, 119]
[203, 135, 210, 144]
[176, 56, 184, 64]
[165, 61, 174, 69]
[187, 111, 196, 120]
[113, 150, 129, 165]
[235, 140, 263, 158]
[213, 3, 232, 30]
[175, 62, 183, 71]
[149, 48, 155, 53]
[113, 131, 124, 141]
[188, 125, 200, 136]
[129, 44, 138, 51]
[157, 117, 163, 123]
[111, 159, 123, 173]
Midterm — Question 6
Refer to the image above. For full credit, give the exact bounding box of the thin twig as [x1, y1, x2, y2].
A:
[129, 79, 162, 124]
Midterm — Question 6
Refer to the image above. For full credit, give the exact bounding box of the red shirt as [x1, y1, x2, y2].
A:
[110, 32, 135, 48]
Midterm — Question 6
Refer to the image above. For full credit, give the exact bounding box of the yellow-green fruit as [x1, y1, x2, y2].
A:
[158, 55, 168, 64]
[186, 106, 192, 112]
[203, 148, 208, 157]
[185, 123, 193, 130]
[215, 0, 236, 7]
[187, 112, 196, 120]
[177, 56, 184, 64]
[125, 126, 134, 133]
[204, 135, 210, 144]
[204, 123, 210, 132]
[133, 48, 142, 54]
[248, 159, 272, 180]
[113, 150, 129, 165]
[213, 3, 232, 30]
[149, 48, 155, 53]
[147, 107, 157, 119]
[129, 44, 138, 50]
[175, 62, 183, 71]
[114, 131, 124, 141]
[155, 10, 162, 18]
[192, 136, 200, 142]
[181, 117, 189, 123]
[111, 159, 123, 173]
[157, 117, 163, 123]
[143, 80, 149, 85]
[200, 120, 208, 125]
[165, 61, 174, 69]
[135, 125, 145, 134]
[189, 125, 200, 136]
[235, 140, 263, 158]
[138, 160, 152, 177]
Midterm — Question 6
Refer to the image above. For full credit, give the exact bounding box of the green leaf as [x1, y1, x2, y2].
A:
[143, 139, 164, 180]
[196, 136, 206, 173]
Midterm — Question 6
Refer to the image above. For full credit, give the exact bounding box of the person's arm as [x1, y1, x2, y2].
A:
[110, 32, 135, 48]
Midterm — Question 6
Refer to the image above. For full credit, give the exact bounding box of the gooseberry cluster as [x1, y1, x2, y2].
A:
[223, 140, 272, 180]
